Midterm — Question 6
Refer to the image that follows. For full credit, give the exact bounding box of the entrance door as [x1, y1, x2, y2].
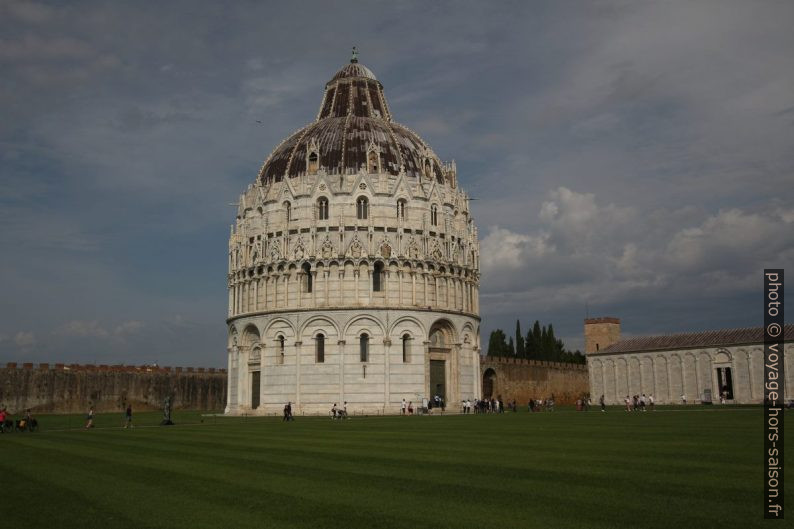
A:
[430, 360, 446, 401]
[716, 367, 733, 400]
[251, 371, 260, 409]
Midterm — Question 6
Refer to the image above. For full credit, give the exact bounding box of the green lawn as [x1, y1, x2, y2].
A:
[1, 407, 789, 528]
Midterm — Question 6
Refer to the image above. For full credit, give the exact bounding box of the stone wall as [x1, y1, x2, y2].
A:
[480, 357, 589, 405]
[0, 363, 227, 413]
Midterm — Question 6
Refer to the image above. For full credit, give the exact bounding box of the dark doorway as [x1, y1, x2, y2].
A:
[430, 360, 446, 401]
[482, 368, 496, 399]
[716, 367, 734, 400]
[251, 371, 260, 409]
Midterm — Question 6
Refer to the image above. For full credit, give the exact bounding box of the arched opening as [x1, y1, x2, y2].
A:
[483, 368, 497, 399]
[316, 333, 325, 363]
[402, 333, 411, 363]
[360, 333, 369, 362]
[308, 151, 319, 174]
[317, 197, 329, 220]
[397, 199, 406, 219]
[372, 261, 384, 292]
[357, 196, 368, 220]
[283, 201, 291, 222]
[431, 204, 438, 226]
[302, 262, 312, 293]
[278, 335, 285, 365]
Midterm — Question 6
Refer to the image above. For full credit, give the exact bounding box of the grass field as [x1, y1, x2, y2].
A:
[1, 406, 789, 528]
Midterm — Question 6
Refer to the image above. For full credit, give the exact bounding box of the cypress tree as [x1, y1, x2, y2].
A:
[515, 320, 525, 357]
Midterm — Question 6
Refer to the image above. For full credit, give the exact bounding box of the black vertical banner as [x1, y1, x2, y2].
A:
[764, 269, 784, 519]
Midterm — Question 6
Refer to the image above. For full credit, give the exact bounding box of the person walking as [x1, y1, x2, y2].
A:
[599, 394, 606, 412]
[85, 406, 94, 429]
[124, 404, 133, 428]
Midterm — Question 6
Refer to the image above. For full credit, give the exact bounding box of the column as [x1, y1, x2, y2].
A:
[312, 271, 318, 307]
[384, 338, 391, 411]
[254, 279, 259, 312]
[228, 287, 234, 317]
[338, 340, 346, 405]
[295, 341, 302, 407]
[324, 270, 330, 306]
[411, 272, 416, 305]
[295, 272, 306, 307]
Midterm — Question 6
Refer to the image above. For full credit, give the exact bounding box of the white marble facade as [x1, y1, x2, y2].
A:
[588, 343, 793, 405]
[225, 56, 481, 415]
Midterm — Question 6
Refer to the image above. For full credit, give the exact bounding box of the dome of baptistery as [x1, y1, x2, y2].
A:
[225, 52, 481, 416]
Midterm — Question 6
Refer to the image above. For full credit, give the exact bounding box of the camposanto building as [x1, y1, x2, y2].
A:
[585, 317, 794, 404]
[225, 54, 481, 415]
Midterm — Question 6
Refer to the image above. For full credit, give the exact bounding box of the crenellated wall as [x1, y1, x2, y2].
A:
[480, 357, 589, 405]
[0, 363, 226, 413]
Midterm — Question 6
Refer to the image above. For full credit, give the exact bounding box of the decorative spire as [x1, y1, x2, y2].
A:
[351, 46, 358, 64]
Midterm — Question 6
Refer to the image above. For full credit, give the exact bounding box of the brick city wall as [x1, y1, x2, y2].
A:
[480, 357, 589, 405]
[0, 363, 227, 413]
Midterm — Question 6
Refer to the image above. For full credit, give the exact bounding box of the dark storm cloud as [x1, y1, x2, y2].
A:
[0, 0, 791, 362]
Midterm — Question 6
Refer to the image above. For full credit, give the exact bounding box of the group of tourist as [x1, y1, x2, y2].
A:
[330, 402, 348, 419]
[528, 397, 555, 412]
[623, 394, 655, 411]
[0, 407, 37, 433]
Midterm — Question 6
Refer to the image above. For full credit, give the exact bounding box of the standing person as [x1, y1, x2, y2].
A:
[124, 404, 133, 429]
[681, 393, 687, 405]
[648, 394, 655, 411]
[408, 401, 413, 415]
[401, 398, 407, 415]
[599, 394, 606, 412]
[0, 407, 6, 433]
[85, 406, 94, 429]
[625, 396, 631, 412]
[640, 394, 647, 412]
[283, 402, 292, 421]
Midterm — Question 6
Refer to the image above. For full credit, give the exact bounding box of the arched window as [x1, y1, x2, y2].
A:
[284, 201, 291, 222]
[360, 333, 369, 362]
[278, 335, 285, 364]
[402, 334, 410, 363]
[372, 262, 384, 292]
[397, 199, 406, 219]
[317, 197, 329, 220]
[357, 196, 368, 220]
[308, 151, 319, 174]
[368, 151, 378, 173]
[431, 204, 438, 226]
[316, 333, 325, 363]
[302, 262, 312, 293]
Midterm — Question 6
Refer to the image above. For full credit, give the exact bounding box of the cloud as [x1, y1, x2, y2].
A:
[56, 320, 109, 338]
[55, 320, 144, 339]
[14, 331, 36, 348]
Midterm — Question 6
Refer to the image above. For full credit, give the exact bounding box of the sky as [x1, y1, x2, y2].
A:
[1, 0, 792, 366]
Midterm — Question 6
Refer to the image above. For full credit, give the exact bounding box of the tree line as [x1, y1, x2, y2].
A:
[486, 320, 586, 364]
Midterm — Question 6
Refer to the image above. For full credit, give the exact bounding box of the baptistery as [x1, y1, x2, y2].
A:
[225, 53, 481, 415]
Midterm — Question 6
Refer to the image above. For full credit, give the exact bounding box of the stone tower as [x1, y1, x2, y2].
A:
[584, 317, 621, 354]
[225, 54, 481, 415]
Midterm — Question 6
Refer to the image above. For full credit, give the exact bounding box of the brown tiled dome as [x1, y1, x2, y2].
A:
[258, 59, 446, 184]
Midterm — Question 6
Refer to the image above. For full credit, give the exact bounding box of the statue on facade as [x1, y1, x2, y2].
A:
[349, 236, 363, 258]
[321, 237, 334, 259]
